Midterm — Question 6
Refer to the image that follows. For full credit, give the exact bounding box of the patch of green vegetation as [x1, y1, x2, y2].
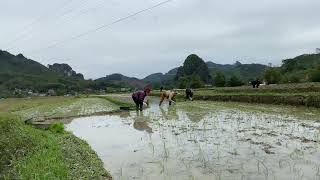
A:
[213, 71, 226, 87]
[262, 53, 320, 84]
[0, 113, 67, 179]
[96, 95, 136, 109]
[58, 133, 111, 179]
[0, 113, 110, 179]
[49, 122, 65, 133]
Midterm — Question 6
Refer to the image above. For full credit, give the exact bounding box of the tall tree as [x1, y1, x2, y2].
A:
[227, 75, 243, 87]
[213, 71, 226, 87]
[264, 68, 282, 84]
[309, 66, 320, 82]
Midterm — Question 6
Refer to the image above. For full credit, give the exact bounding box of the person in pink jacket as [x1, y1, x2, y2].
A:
[132, 86, 152, 111]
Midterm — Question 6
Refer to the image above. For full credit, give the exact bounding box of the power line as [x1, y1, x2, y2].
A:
[5, 0, 84, 50]
[47, 0, 89, 23]
[45, 0, 107, 30]
[28, 0, 174, 54]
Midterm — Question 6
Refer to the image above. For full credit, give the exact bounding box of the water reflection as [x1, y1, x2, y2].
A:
[159, 106, 179, 120]
[133, 111, 153, 133]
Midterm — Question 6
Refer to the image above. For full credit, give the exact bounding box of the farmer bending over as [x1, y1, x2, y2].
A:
[185, 88, 193, 101]
[132, 86, 151, 111]
[159, 90, 177, 106]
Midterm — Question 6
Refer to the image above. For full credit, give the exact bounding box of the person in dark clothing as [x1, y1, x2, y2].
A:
[256, 80, 261, 88]
[251, 79, 261, 88]
[185, 88, 193, 101]
[132, 86, 151, 111]
[160, 86, 164, 92]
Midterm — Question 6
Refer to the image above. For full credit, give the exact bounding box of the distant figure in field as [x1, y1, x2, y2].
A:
[160, 86, 164, 92]
[132, 86, 152, 111]
[159, 90, 177, 106]
[251, 79, 261, 88]
[185, 88, 193, 101]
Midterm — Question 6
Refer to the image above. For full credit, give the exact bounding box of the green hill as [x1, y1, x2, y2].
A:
[282, 54, 320, 73]
[176, 54, 211, 82]
[262, 53, 320, 84]
[175, 54, 212, 88]
[0, 50, 86, 97]
[94, 73, 147, 90]
[207, 61, 268, 82]
[0, 51, 50, 75]
[1, 48, 319, 96]
[143, 68, 178, 88]
[280, 54, 320, 82]
[48, 63, 84, 80]
[0, 50, 149, 96]
[143, 55, 268, 88]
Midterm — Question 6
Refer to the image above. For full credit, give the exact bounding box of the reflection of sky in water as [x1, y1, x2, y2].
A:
[67, 100, 320, 180]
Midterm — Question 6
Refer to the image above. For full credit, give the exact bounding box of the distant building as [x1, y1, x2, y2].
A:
[316, 48, 320, 54]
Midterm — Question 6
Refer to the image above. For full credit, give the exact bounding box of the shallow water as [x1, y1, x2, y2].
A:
[67, 100, 320, 180]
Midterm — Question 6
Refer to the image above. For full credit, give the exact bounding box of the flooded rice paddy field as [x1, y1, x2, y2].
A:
[16, 97, 118, 120]
[67, 99, 320, 180]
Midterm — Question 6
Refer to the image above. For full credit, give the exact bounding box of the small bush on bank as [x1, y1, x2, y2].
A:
[309, 67, 320, 82]
[49, 122, 65, 133]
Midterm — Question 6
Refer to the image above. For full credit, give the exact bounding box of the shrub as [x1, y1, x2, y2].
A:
[281, 74, 301, 83]
[309, 67, 320, 82]
[49, 122, 65, 133]
[227, 75, 244, 87]
[264, 68, 282, 84]
[190, 74, 204, 88]
[213, 71, 226, 87]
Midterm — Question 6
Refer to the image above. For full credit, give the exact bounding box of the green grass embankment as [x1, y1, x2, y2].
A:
[0, 97, 115, 179]
[0, 113, 110, 179]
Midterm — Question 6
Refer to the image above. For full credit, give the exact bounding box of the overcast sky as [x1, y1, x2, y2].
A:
[1, 0, 320, 79]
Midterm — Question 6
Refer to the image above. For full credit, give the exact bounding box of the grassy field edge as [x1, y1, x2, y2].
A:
[0, 108, 112, 179]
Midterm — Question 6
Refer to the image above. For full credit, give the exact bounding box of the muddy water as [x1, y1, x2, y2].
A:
[66, 100, 320, 180]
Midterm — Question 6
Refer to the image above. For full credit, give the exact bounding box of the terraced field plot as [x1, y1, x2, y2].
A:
[14, 97, 118, 120]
